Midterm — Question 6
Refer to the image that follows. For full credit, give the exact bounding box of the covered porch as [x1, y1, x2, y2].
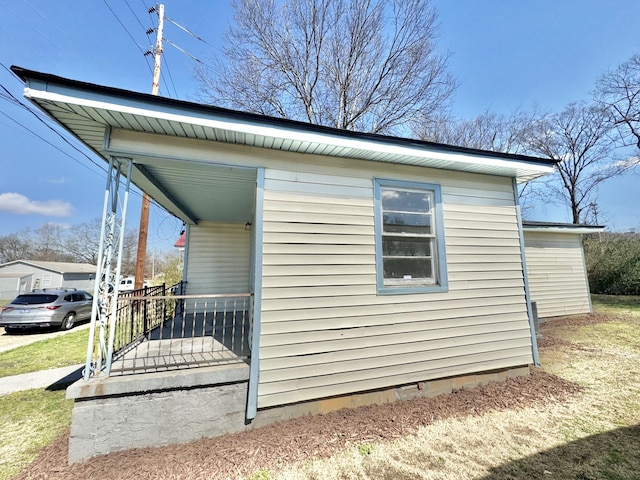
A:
[80, 154, 259, 380]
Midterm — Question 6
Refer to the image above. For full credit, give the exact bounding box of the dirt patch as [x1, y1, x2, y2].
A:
[14, 369, 581, 480]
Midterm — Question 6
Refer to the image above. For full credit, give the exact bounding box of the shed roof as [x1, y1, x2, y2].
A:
[522, 220, 605, 234]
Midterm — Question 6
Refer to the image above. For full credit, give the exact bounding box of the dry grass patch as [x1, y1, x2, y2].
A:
[273, 308, 640, 480]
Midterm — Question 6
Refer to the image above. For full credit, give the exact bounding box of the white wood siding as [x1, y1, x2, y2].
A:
[185, 222, 251, 295]
[524, 231, 591, 318]
[258, 166, 533, 408]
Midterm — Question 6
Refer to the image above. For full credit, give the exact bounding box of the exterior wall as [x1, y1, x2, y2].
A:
[524, 231, 592, 318]
[0, 276, 28, 300]
[107, 131, 535, 410]
[185, 222, 251, 295]
[0, 263, 62, 291]
[258, 165, 533, 409]
[0, 263, 95, 296]
[62, 273, 95, 291]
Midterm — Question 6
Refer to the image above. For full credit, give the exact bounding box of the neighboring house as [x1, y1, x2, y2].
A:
[0, 260, 96, 300]
[523, 221, 603, 318]
[15, 66, 570, 461]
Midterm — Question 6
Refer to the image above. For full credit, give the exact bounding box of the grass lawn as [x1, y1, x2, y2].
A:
[0, 390, 73, 480]
[0, 328, 89, 379]
[3, 295, 639, 479]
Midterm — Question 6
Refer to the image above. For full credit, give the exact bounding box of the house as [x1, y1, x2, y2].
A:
[14, 66, 566, 462]
[523, 221, 603, 319]
[0, 260, 96, 300]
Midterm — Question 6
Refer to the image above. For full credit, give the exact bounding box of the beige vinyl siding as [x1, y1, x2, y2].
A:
[185, 222, 251, 295]
[524, 231, 591, 318]
[258, 167, 533, 408]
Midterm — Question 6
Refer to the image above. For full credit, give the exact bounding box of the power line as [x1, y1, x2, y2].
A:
[0, 64, 171, 213]
[164, 15, 211, 45]
[123, 0, 151, 38]
[102, 0, 153, 75]
[0, 109, 104, 177]
[161, 55, 180, 99]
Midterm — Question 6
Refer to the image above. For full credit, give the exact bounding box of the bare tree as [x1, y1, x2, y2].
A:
[0, 232, 33, 264]
[197, 0, 456, 134]
[526, 102, 628, 224]
[596, 53, 640, 150]
[416, 108, 548, 213]
[416, 108, 543, 154]
[30, 223, 71, 262]
[63, 218, 138, 272]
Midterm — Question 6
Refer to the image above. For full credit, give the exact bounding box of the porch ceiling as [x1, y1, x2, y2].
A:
[13, 66, 559, 226]
[132, 157, 256, 224]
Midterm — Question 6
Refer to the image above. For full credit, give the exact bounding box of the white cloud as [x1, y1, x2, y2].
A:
[47, 176, 67, 185]
[0, 193, 72, 217]
[612, 155, 640, 170]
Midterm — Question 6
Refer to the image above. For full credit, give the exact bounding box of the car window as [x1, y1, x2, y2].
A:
[83, 292, 93, 301]
[64, 294, 73, 302]
[11, 294, 58, 305]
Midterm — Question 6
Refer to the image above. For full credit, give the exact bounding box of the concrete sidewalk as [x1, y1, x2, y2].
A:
[0, 364, 84, 396]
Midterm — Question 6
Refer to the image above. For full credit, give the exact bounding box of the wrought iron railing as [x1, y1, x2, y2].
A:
[111, 281, 186, 358]
[108, 290, 252, 375]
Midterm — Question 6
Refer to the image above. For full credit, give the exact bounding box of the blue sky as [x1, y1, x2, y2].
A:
[0, 0, 638, 252]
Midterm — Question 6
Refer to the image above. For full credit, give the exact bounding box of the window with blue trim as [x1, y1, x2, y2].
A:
[374, 179, 448, 294]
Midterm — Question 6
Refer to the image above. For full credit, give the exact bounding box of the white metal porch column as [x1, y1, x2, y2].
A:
[83, 157, 133, 380]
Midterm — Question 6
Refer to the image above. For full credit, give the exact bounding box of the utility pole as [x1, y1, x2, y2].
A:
[134, 3, 164, 291]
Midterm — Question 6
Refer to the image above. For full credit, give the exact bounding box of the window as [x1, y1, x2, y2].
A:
[374, 179, 448, 294]
[42, 274, 52, 287]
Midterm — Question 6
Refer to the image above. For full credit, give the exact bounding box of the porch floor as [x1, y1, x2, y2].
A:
[109, 337, 248, 375]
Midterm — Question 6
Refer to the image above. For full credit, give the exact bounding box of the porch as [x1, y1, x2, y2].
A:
[104, 284, 253, 376]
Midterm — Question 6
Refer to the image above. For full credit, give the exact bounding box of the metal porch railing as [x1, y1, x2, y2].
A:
[107, 290, 253, 375]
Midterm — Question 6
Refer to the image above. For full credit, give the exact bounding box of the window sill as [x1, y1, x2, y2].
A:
[377, 284, 449, 295]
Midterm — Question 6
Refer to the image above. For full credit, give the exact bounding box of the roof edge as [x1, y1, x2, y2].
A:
[11, 65, 559, 168]
[522, 220, 605, 234]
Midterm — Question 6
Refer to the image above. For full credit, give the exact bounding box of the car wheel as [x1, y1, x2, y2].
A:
[61, 313, 76, 331]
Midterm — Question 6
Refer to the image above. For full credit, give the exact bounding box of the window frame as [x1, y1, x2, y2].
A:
[373, 178, 448, 295]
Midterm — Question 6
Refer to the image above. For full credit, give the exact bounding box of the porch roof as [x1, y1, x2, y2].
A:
[12, 66, 558, 225]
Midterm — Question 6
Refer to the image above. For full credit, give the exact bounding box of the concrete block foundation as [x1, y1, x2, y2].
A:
[66, 364, 529, 463]
[66, 363, 251, 463]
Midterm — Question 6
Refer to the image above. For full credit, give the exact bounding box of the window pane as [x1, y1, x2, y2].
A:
[383, 237, 432, 257]
[381, 189, 431, 212]
[383, 258, 433, 280]
[383, 212, 432, 234]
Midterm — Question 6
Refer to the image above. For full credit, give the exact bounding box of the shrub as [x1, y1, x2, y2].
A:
[584, 232, 640, 295]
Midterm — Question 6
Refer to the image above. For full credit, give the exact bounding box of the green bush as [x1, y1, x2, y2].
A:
[584, 232, 640, 295]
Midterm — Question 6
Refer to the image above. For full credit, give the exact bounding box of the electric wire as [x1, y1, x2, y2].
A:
[123, 0, 151, 37]
[0, 78, 164, 211]
[164, 15, 211, 45]
[102, 0, 154, 75]
[161, 55, 180, 99]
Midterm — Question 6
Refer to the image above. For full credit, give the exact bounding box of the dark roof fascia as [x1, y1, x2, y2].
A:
[522, 220, 605, 232]
[11, 65, 559, 168]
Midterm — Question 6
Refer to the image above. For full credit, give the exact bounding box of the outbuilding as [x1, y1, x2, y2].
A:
[0, 260, 96, 300]
[523, 221, 603, 319]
